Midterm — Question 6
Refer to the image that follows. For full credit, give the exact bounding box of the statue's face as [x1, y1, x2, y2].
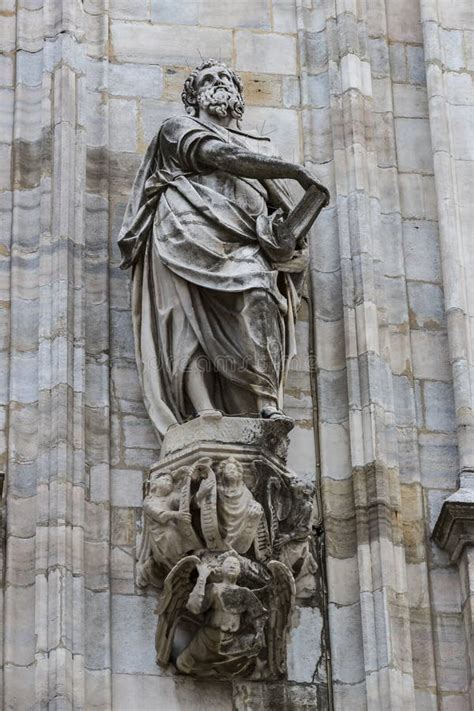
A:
[153, 474, 173, 496]
[196, 64, 244, 120]
[222, 556, 241, 579]
[223, 461, 242, 484]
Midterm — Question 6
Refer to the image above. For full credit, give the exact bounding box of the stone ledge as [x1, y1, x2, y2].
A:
[432, 487, 474, 562]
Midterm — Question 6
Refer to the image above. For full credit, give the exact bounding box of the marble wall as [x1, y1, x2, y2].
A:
[0, 0, 472, 709]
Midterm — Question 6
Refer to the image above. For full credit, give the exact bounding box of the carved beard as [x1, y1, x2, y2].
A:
[197, 84, 244, 120]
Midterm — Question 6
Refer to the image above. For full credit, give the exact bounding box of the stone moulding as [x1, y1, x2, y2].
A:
[432, 488, 474, 563]
[136, 414, 318, 680]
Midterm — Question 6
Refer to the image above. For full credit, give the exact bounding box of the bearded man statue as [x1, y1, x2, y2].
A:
[118, 60, 329, 440]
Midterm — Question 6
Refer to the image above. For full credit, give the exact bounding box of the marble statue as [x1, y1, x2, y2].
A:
[118, 59, 329, 439]
[122, 61, 330, 680]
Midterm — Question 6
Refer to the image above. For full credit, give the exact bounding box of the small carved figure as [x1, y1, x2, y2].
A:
[155, 551, 295, 679]
[176, 554, 266, 677]
[195, 457, 265, 554]
[275, 479, 318, 598]
[139, 472, 202, 583]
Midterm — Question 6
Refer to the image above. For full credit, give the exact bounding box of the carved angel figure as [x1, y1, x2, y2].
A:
[176, 555, 266, 677]
[155, 552, 295, 679]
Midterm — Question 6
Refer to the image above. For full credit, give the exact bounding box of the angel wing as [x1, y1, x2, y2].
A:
[154, 554, 200, 666]
[265, 560, 296, 677]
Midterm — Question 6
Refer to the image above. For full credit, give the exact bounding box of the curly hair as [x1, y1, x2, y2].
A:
[181, 59, 244, 117]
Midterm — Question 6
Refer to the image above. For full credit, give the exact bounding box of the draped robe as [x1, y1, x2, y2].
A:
[118, 115, 308, 440]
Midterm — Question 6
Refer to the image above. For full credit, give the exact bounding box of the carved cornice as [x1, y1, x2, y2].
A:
[432, 488, 474, 563]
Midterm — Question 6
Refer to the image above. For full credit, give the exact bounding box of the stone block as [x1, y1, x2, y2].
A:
[112, 674, 233, 711]
[446, 71, 472, 105]
[403, 221, 441, 283]
[150, 0, 197, 24]
[332, 679, 367, 711]
[317, 369, 349, 424]
[305, 31, 329, 73]
[407, 282, 446, 330]
[302, 106, 332, 162]
[434, 613, 470, 691]
[109, 98, 138, 152]
[412, 332, 451, 381]
[369, 37, 390, 77]
[450, 105, 474, 160]
[419, 432, 459, 488]
[319, 421, 351, 481]
[0, 54, 13, 87]
[123, 415, 159, 451]
[389, 43, 407, 83]
[441, 28, 465, 71]
[110, 0, 148, 20]
[272, 0, 298, 33]
[239, 72, 283, 107]
[85, 590, 111, 670]
[386, 0, 422, 43]
[399, 173, 424, 219]
[392, 375, 416, 427]
[407, 45, 426, 85]
[5, 536, 35, 586]
[0, 144, 12, 190]
[198, 0, 271, 29]
[395, 118, 433, 172]
[431, 568, 462, 614]
[3, 665, 35, 710]
[242, 106, 300, 161]
[85, 541, 109, 591]
[0, 13, 16, 52]
[84, 669, 113, 711]
[111, 594, 161, 674]
[393, 84, 428, 118]
[141, 99, 182, 146]
[329, 601, 365, 684]
[306, 73, 330, 109]
[111, 23, 232, 66]
[111, 468, 144, 508]
[235, 31, 297, 75]
[108, 63, 163, 99]
[326, 555, 359, 606]
[422, 381, 456, 432]
[287, 607, 324, 683]
[111, 546, 135, 594]
[86, 91, 108, 148]
[4, 584, 35, 665]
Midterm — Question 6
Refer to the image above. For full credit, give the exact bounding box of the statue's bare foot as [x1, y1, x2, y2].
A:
[260, 405, 288, 420]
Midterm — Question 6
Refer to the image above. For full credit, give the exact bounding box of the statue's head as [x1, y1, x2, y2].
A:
[151, 472, 174, 496]
[182, 59, 245, 121]
[221, 554, 241, 581]
[218, 456, 244, 485]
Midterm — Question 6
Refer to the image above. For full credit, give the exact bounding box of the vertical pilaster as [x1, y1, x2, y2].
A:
[300, 0, 420, 707]
[2, 1, 90, 708]
[421, 0, 474, 704]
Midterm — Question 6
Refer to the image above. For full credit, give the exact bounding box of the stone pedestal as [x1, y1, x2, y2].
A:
[136, 415, 317, 681]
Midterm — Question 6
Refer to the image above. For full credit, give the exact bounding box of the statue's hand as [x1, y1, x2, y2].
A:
[197, 562, 211, 580]
[177, 511, 192, 525]
[196, 478, 214, 503]
[249, 502, 262, 519]
[297, 167, 330, 205]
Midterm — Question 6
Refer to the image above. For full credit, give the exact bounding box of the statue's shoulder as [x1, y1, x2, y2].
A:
[160, 114, 206, 138]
